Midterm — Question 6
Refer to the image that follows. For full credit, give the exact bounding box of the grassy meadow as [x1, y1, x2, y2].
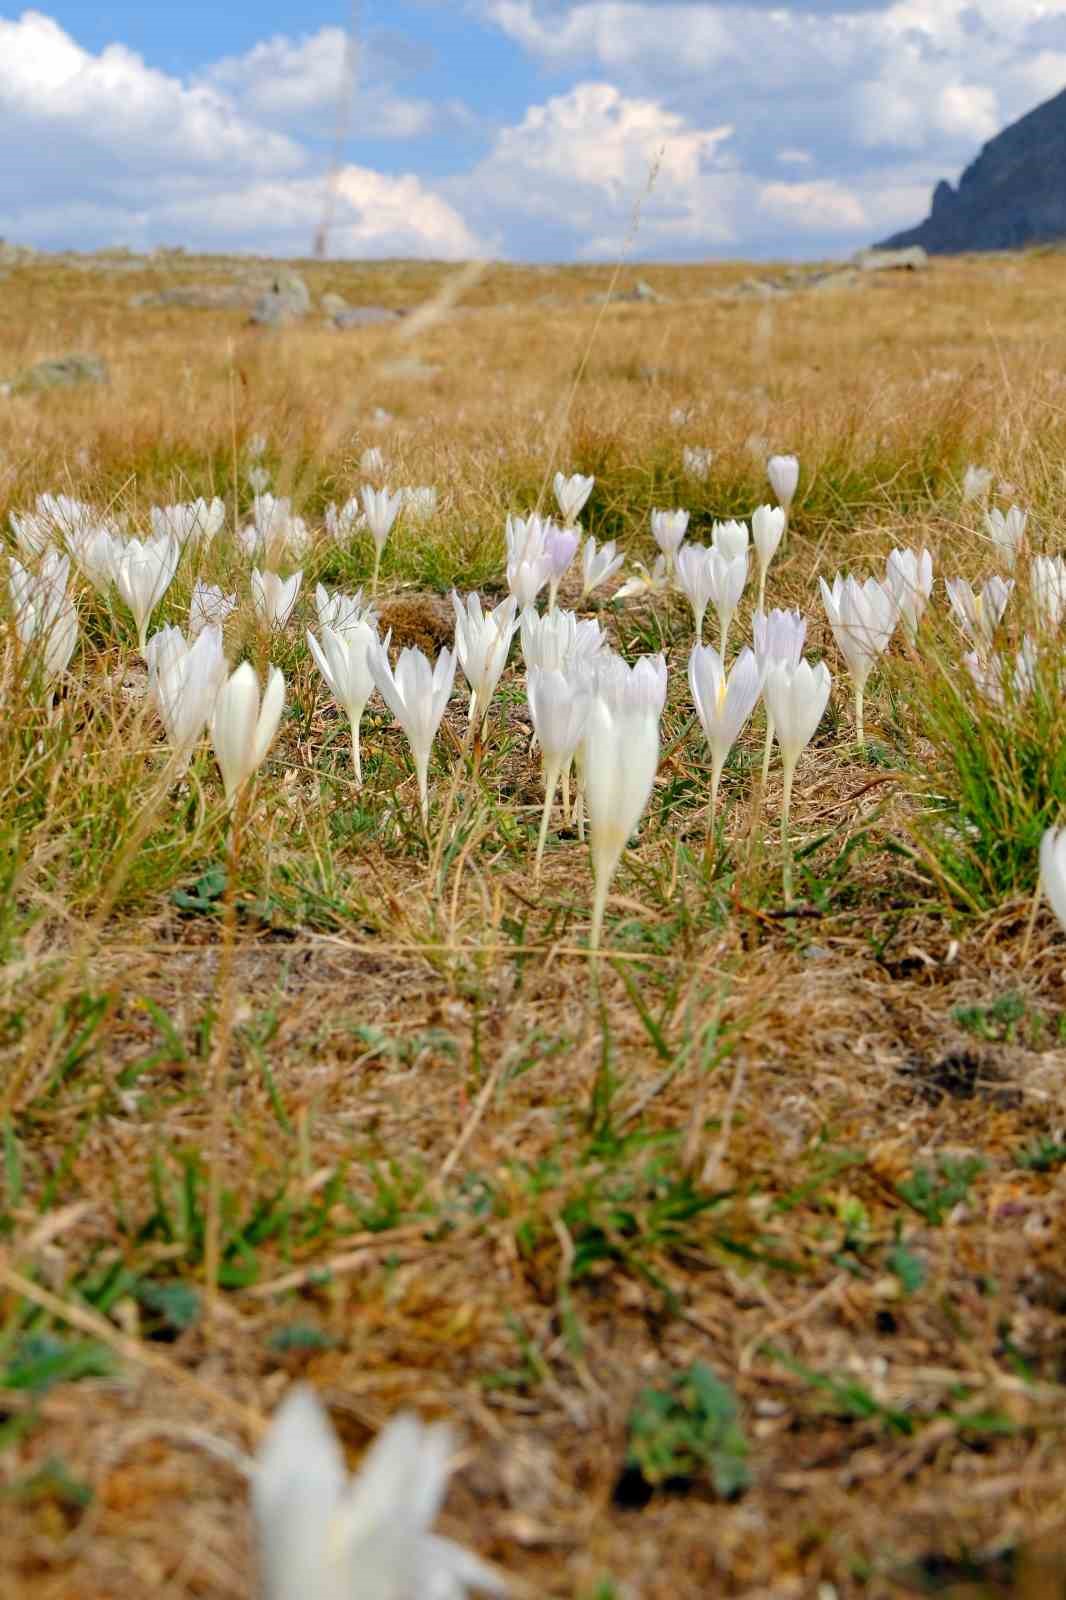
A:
[1, 247, 1065, 1597]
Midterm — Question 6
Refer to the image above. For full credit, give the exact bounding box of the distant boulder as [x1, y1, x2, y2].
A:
[879, 85, 1066, 254]
[11, 353, 109, 392]
[251, 269, 312, 327]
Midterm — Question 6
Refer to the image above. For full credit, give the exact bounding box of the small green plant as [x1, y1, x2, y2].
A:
[625, 1362, 751, 1497]
[952, 992, 1027, 1042]
[897, 1156, 985, 1225]
[1014, 1135, 1066, 1172]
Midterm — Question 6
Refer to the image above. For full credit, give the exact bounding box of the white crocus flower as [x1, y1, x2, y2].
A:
[527, 665, 592, 879]
[819, 573, 898, 745]
[360, 446, 385, 475]
[315, 583, 375, 637]
[247, 432, 267, 460]
[8, 550, 78, 688]
[147, 623, 227, 762]
[369, 640, 456, 824]
[763, 658, 832, 903]
[964, 636, 1036, 708]
[401, 486, 439, 523]
[962, 464, 993, 502]
[252, 568, 303, 630]
[452, 592, 518, 729]
[985, 504, 1028, 570]
[253, 1385, 505, 1600]
[68, 524, 119, 595]
[189, 580, 238, 637]
[767, 454, 799, 516]
[211, 661, 285, 805]
[150, 498, 225, 548]
[753, 606, 807, 782]
[504, 513, 550, 566]
[520, 607, 604, 675]
[674, 543, 716, 641]
[553, 471, 594, 526]
[241, 495, 309, 567]
[1040, 827, 1066, 936]
[247, 465, 271, 496]
[544, 527, 580, 611]
[325, 499, 367, 544]
[711, 520, 749, 563]
[582, 654, 665, 951]
[307, 605, 381, 785]
[751, 505, 786, 612]
[111, 533, 181, 653]
[945, 575, 1013, 651]
[615, 554, 670, 602]
[580, 537, 624, 602]
[885, 548, 933, 643]
[11, 493, 97, 558]
[506, 516, 553, 608]
[10, 509, 54, 559]
[688, 644, 761, 834]
[682, 446, 712, 482]
[1031, 555, 1066, 631]
[707, 547, 749, 656]
[361, 485, 404, 593]
[650, 508, 689, 574]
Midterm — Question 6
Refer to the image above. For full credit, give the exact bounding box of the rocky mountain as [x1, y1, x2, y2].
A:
[879, 85, 1066, 253]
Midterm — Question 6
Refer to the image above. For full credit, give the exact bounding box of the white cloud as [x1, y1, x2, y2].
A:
[202, 26, 435, 138]
[0, 11, 479, 259]
[759, 179, 867, 230]
[449, 81, 741, 257]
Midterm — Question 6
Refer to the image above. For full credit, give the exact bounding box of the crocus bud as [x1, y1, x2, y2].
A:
[211, 661, 285, 805]
[767, 454, 799, 513]
[553, 471, 594, 526]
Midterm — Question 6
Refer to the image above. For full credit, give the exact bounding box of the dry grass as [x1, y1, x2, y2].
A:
[1, 248, 1066, 1599]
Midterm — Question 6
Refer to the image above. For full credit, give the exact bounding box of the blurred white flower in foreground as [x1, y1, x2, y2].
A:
[819, 573, 898, 745]
[452, 592, 518, 729]
[961, 464, 992, 502]
[945, 575, 1012, 651]
[984, 504, 1027, 570]
[253, 1385, 505, 1600]
[767, 454, 799, 516]
[111, 532, 181, 653]
[252, 568, 303, 630]
[554, 471, 594, 526]
[190, 581, 238, 637]
[370, 641, 456, 824]
[885, 548, 933, 643]
[580, 536, 623, 602]
[211, 661, 285, 805]
[68, 524, 119, 595]
[8, 550, 78, 687]
[1039, 827, 1066, 935]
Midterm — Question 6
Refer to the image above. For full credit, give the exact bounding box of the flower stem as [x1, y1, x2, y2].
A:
[349, 713, 362, 787]
[535, 762, 561, 884]
[761, 714, 775, 787]
[757, 567, 767, 615]
[781, 758, 795, 907]
[855, 683, 865, 748]
[590, 867, 609, 955]
[371, 544, 382, 599]
[704, 759, 722, 871]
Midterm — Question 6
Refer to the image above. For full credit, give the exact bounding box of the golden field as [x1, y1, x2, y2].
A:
[0, 246, 1065, 1598]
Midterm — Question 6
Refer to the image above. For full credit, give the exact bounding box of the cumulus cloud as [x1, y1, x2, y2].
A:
[0, 10, 480, 258]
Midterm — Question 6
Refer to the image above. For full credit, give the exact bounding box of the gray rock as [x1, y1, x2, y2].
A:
[250, 269, 311, 327]
[131, 283, 260, 310]
[332, 305, 404, 329]
[633, 278, 668, 303]
[878, 84, 1066, 254]
[12, 353, 109, 392]
[852, 246, 929, 272]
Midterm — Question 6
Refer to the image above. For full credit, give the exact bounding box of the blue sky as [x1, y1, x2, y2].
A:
[1, 2, 1063, 261]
